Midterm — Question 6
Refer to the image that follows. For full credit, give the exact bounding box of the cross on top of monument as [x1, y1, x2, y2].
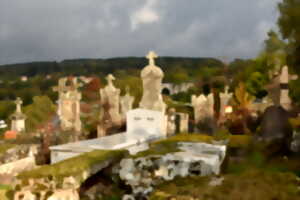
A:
[106, 74, 116, 85]
[146, 51, 158, 66]
[15, 97, 23, 113]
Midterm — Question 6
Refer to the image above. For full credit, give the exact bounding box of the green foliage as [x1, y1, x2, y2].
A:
[0, 101, 15, 120]
[0, 144, 16, 156]
[23, 96, 56, 132]
[234, 83, 255, 109]
[278, 0, 300, 73]
[289, 78, 300, 105]
[245, 71, 268, 98]
[150, 169, 300, 200]
[18, 150, 127, 182]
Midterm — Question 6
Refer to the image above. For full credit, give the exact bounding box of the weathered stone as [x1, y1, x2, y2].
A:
[192, 94, 214, 124]
[259, 105, 293, 154]
[10, 97, 26, 133]
[139, 51, 166, 113]
[120, 87, 135, 121]
[117, 142, 226, 198]
[100, 74, 122, 126]
[53, 77, 82, 133]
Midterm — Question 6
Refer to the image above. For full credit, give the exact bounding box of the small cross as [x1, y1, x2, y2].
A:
[146, 51, 158, 66]
[106, 74, 115, 86]
[15, 97, 23, 113]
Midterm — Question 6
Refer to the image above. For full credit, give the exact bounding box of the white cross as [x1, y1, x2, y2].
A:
[146, 51, 158, 66]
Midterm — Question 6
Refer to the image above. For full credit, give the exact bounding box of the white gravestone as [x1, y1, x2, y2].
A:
[139, 51, 166, 113]
[100, 74, 122, 125]
[192, 93, 214, 124]
[126, 108, 167, 138]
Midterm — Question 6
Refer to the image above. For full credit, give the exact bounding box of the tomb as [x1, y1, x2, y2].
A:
[50, 108, 167, 163]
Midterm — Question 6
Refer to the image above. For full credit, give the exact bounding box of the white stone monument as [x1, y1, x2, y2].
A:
[53, 77, 82, 132]
[191, 93, 214, 124]
[100, 74, 122, 125]
[126, 108, 167, 137]
[10, 97, 26, 133]
[219, 86, 233, 120]
[120, 87, 135, 120]
[139, 51, 166, 113]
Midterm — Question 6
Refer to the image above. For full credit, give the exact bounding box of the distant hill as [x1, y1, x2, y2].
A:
[0, 57, 224, 78]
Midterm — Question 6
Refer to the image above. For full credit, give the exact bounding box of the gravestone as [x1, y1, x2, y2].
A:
[126, 108, 167, 137]
[120, 87, 135, 120]
[53, 77, 82, 133]
[100, 74, 122, 125]
[219, 86, 233, 121]
[167, 108, 177, 136]
[139, 51, 166, 113]
[10, 97, 26, 133]
[191, 93, 214, 124]
[260, 105, 293, 154]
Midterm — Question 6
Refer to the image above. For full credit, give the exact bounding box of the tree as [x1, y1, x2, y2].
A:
[245, 72, 268, 98]
[23, 96, 56, 132]
[233, 83, 255, 134]
[278, 0, 300, 73]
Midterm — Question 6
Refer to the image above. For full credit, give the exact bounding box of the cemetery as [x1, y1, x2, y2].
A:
[0, 1, 300, 199]
[0, 50, 298, 200]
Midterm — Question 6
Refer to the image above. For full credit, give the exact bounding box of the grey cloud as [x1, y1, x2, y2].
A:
[0, 0, 281, 65]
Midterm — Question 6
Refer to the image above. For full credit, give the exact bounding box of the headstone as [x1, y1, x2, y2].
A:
[178, 113, 189, 133]
[53, 77, 82, 132]
[126, 108, 167, 137]
[260, 105, 293, 154]
[139, 51, 166, 113]
[167, 108, 177, 136]
[120, 87, 135, 120]
[192, 93, 214, 124]
[219, 86, 233, 121]
[10, 97, 26, 133]
[100, 74, 122, 125]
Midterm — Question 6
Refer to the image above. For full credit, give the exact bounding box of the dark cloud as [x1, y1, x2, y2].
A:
[0, 0, 280, 65]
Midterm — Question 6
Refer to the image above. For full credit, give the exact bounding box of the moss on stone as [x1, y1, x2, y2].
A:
[18, 150, 128, 182]
[132, 134, 252, 158]
[0, 143, 16, 156]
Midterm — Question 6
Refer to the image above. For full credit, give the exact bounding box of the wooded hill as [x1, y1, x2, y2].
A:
[0, 57, 224, 80]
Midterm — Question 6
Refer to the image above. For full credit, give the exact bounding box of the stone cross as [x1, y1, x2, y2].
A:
[106, 74, 116, 86]
[146, 51, 158, 66]
[15, 97, 23, 114]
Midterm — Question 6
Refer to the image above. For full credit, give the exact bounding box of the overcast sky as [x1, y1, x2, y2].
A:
[0, 0, 281, 65]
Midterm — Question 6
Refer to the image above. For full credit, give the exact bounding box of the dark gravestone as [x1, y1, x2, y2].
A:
[259, 106, 293, 155]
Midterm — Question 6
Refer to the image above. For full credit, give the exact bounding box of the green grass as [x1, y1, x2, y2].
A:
[150, 169, 300, 200]
[18, 149, 128, 182]
[0, 143, 16, 156]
